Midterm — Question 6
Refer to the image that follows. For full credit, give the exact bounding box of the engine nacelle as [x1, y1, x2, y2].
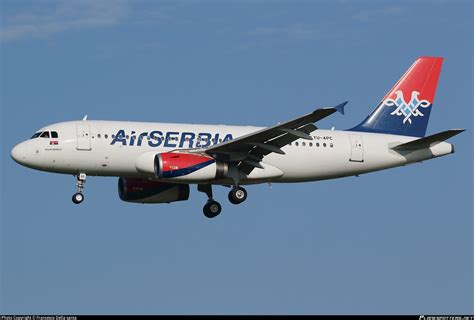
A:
[118, 177, 189, 204]
[154, 152, 227, 182]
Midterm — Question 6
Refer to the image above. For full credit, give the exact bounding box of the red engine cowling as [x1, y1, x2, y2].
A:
[118, 177, 189, 204]
[154, 152, 227, 181]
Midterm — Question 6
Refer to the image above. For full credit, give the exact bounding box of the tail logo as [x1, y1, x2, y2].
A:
[384, 90, 431, 124]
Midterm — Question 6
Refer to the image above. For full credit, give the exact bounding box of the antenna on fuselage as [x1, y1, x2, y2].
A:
[82, 115, 88, 121]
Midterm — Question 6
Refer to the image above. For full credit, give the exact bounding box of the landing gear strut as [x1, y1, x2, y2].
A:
[72, 173, 86, 204]
[198, 184, 222, 218]
[228, 186, 247, 205]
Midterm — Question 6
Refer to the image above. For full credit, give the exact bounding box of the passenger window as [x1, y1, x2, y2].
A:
[316, 143, 320, 147]
[323, 143, 327, 147]
[302, 142, 306, 146]
[111, 134, 115, 139]
[98, 134, 101, 138]
[51, 131, 58, 138]
[40, 131, 50, 138]
[105, 134, 108, 139]
[330, 143, 333, 148]
[295, 142, 299, 146]
[309, 142, 313, 147]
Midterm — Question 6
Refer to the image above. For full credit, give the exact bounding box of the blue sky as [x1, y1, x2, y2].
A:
[1, 0, 472, 315]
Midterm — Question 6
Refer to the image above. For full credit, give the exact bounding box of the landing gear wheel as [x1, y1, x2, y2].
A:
[72, 192, 84, 204]
[73, 173, 86, 204]
[228, 187, 247, 205]
[203, 200, 222, 218]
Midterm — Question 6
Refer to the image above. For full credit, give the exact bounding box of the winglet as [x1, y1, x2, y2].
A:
[334, 101, 348, 115]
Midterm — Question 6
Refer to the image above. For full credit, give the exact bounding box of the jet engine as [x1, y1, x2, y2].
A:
[154, 152, 228, 181]
[118, 177, 189, 204]
[134, 151, 227, 182]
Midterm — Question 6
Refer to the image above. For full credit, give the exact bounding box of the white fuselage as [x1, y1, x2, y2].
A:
[11, 120, 454, 185]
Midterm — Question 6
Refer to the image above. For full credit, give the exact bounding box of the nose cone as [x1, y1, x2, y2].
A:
[11, 143, 27, 165]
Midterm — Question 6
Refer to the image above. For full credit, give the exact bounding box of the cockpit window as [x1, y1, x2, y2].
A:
[30, 131, 57, 139]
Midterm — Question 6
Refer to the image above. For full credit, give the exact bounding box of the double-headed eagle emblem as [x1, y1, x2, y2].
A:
[384, 90, 431, 124]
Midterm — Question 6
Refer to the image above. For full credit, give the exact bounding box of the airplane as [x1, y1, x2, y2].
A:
[11, 56, 464, 218]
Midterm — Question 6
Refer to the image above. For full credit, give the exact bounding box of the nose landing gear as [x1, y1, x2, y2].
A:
[72, 173, 86, 204]
[72, 192, 84, 204]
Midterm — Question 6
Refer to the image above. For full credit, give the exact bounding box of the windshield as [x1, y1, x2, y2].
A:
[30, 130, 59, 139]
[30, 132, 42, 139]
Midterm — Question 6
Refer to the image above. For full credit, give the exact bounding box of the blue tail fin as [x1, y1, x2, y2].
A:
[349, 57, 444, 137]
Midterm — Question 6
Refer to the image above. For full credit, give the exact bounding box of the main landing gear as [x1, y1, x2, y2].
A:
[203, 201, 222, 218]
[198, 184, 248, 218]
[198, 184, 221, 218]
[228, 186, 247, 205]
[72, 173, 86, 204]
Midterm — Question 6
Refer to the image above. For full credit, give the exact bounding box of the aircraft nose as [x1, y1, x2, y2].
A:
[11, 143, 27, 165]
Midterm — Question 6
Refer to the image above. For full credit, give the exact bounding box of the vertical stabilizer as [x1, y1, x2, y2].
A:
[350, 57, 443, 137]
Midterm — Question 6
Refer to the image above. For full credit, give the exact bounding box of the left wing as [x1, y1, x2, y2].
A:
[203, 102, 347, 174]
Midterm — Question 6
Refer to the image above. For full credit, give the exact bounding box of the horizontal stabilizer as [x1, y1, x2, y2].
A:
[391, 129, 465, 151]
